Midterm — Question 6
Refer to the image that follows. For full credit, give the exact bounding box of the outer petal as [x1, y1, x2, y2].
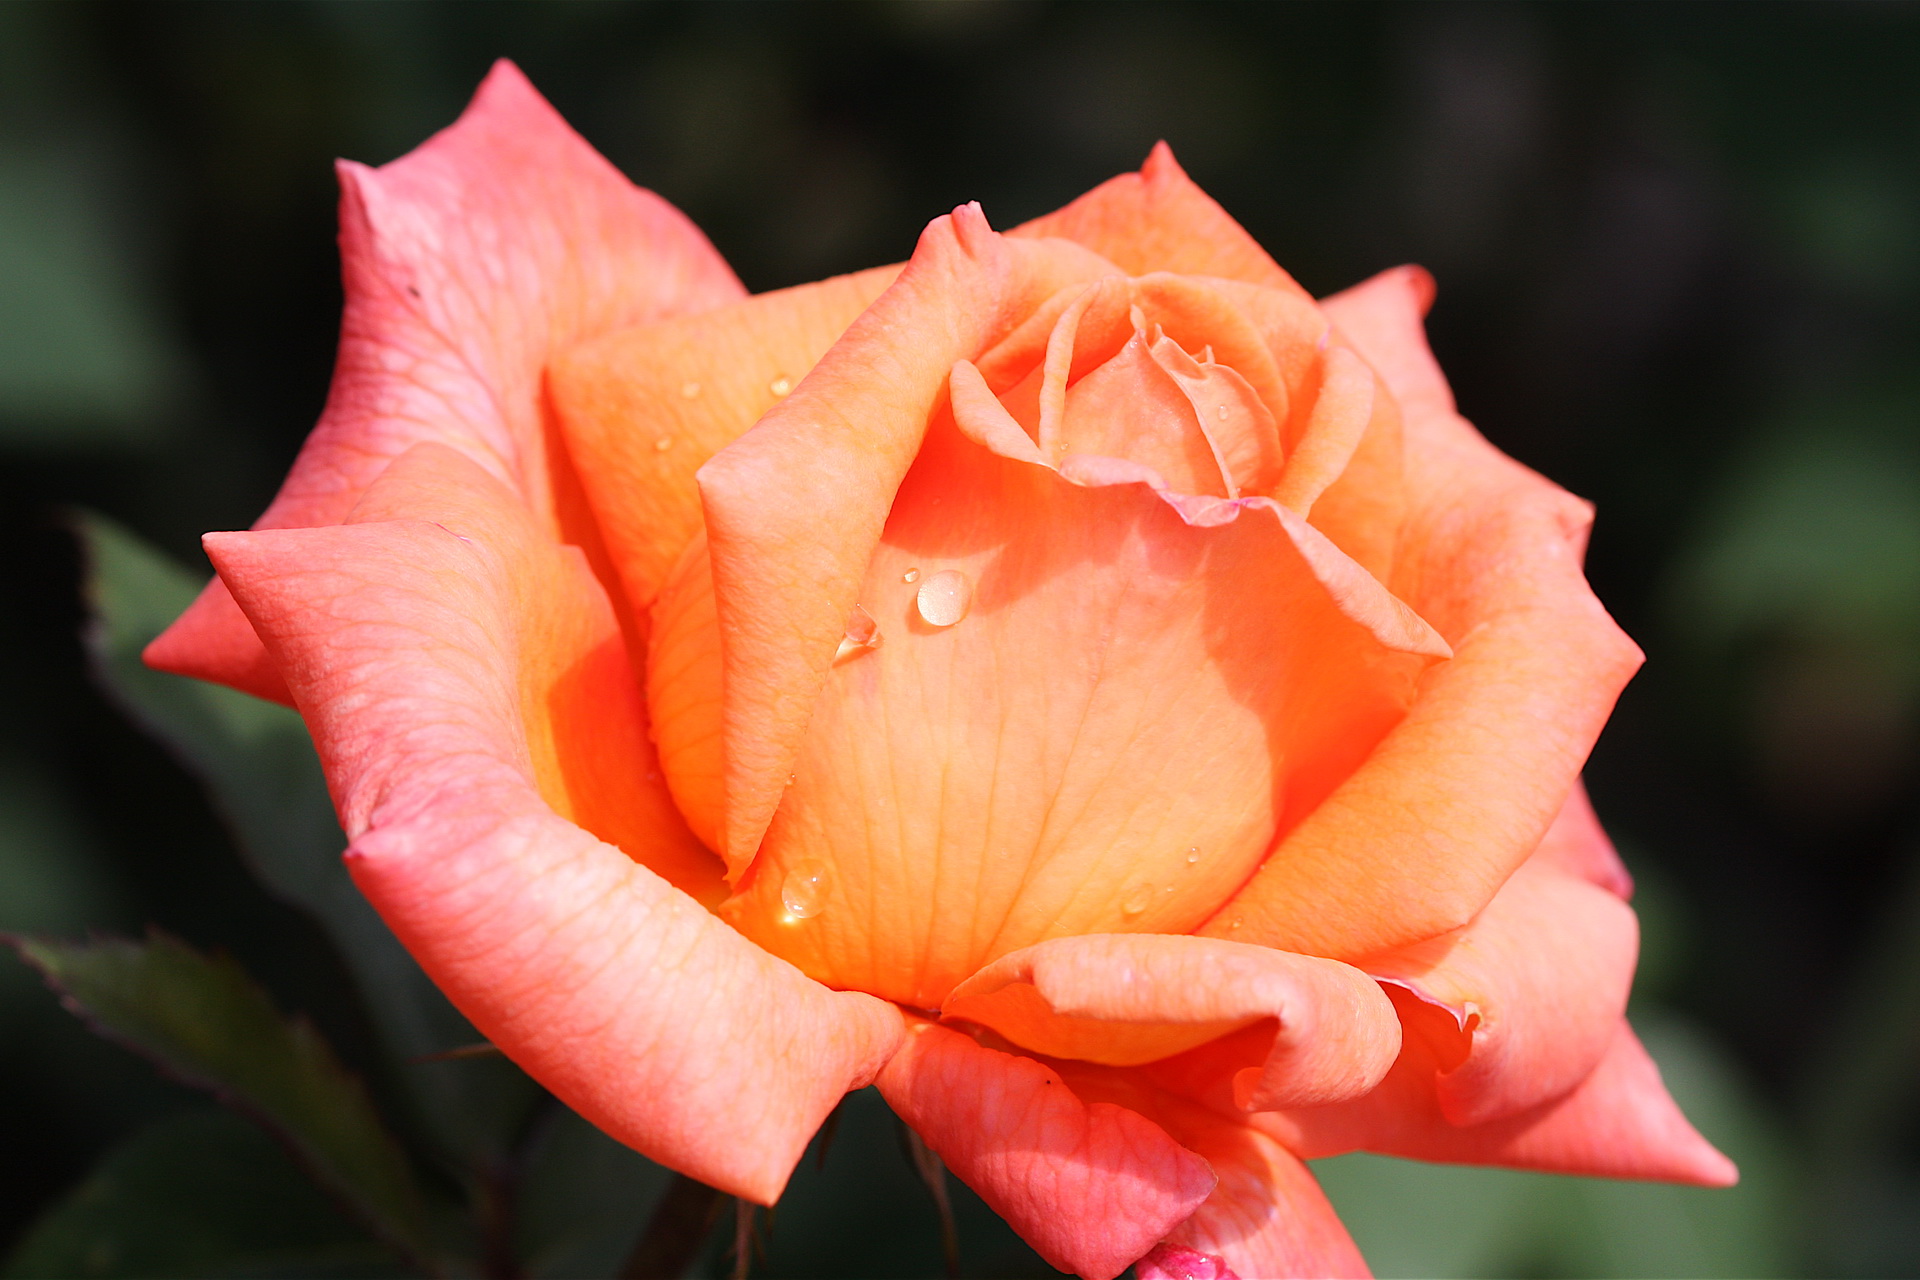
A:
[146, 60, 745, 702]
[1203, 267, 1644, 959]
[943, 934, 1399, 1110]
[203, 496, 901, 1202]
[339, 442, 722, 901]
[1362, 859, 1639, 1127]
[1262, 1019, 1736, 1187]
[549, 263, 900, 611]
[877, 1021, 1216, 1280]
[1532, 778, 1635, 898]
[695, 206, 1116, 866]
[1011, 143, 1310, 300]
[1139, 1101, 1370, 1280]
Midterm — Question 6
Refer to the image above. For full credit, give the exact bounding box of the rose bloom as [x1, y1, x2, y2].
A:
[147, 64, 1733, 1280]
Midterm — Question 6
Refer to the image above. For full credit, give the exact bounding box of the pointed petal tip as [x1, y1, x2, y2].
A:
[1143, 140, 1186, 183]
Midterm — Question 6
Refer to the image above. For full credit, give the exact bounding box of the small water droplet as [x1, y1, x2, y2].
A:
[1229, 916, 1245, 931]
[833, 604, 883, 663]
[680, 380, 702, 399]
[654, 436, 674, 452]
[781, 860, 834, 919]
[1186, 847, 1200, 864]
[1122, 883, 1153, 916]
[769, 375, 793, 397]
[1216, 403, 1229, 421]
[901, 568, 920, 584]
[915, 569, 972, 628]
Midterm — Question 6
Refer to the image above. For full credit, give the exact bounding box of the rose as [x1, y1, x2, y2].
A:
[147, 62, 1733, 1280]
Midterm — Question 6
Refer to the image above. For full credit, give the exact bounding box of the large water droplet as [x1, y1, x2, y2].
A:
[915, 569, 972, 628]
[834, 604, 883, 663]
[1121, 883, 1153, 916]
[782, 860, 834, 919]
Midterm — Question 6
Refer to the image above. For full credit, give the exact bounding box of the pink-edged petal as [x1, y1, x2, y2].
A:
[204, 507, 901, 1203]
[1264, 1019, 1737, 1187]
[695, 206, 1116, 867]
[1201, 267, 1643, 961]
[1011, 143, 1310, 299]
[146, 60, 744, 702]
[942, 934, 1399, 1110]
[1140, 1100, 1370, 1280]
[878, 1020, 1215, 1280]
[1363, 859, 1638, 1127]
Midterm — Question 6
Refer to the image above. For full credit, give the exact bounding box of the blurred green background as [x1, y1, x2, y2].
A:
[2, 2, 1919, 1276]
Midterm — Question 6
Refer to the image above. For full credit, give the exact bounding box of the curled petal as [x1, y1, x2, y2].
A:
[1204, 266, 1643, 960]
[1363, 859, 1639, 1127]
[204, 494, 901, 1203]
[1531, 779, 1635, 899]
[943, 934, 1399, 1110]
[878, 1021, 1215, 1280]
[146, 60, 743, 701]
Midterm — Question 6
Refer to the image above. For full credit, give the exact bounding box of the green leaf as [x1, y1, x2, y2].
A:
[514, 1105, 674, 1280]
[75, 511, 540, 1160]
[14, 931, 438, 1272]
[4, 1107, 401, 1280]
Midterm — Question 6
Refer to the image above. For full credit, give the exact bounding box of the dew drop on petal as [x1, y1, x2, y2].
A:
[833, 604, 883, 663]
[1229, 916, 1244, 931]
[1186, 847, 1200, 864]
[901, 568, 920, 584]
[769, 375, 793, 397]
[781, 860, 834, 919]
[1122, 883, 1153, 916]
[681, 380, 702, 399]
[654, 437, 674, 452]
[1217, 403, 1229, 421]
[915, 569, 972, 628]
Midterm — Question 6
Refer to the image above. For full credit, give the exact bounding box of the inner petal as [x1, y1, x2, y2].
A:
[1054, 319, 1232, 499]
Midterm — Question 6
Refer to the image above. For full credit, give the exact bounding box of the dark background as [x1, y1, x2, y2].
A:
[3, 2, 1919, 1276]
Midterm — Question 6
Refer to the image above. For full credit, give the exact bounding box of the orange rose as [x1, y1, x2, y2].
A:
[147, 63, 1732, 1280]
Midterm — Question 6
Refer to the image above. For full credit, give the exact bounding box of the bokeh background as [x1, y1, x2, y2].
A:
[3, 2, 1920, 1276]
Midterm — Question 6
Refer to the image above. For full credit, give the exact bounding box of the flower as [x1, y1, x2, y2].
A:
[146, 62, 1734, 1280]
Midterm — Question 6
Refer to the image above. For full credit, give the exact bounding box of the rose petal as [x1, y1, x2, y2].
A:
[943, 934, 1400, 1110]
[1262, 1018, 1737, 1187]
[877, 1021, 1216, 1280]
[204, 490, 902, 1203]
[341, 442, 723, 900]
[695, 205, 1117, 867]
[1140, 1100, 1371, 1280]
[1531, 778, 1635, 899]
[1363, 858, 1639, 1127]
[550, 263, 900, 612]
[146, 60, 744, 702]
[1012, 142, 1310, 299]
[715, 407, 1445, 1005]
[1202, 266, 1643, 960]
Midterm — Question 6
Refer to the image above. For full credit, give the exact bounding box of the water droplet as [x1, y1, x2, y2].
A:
[654, 436, 674, 452]
[1229, 916, 1245, 931]
[915, 569, 972, 628]
[1186, 847, 1200, 864]
[781, 860, 834, 919]
[1216, 403, 1229, 421]
[901, 568, 920, 584]
[1122, 883, 1153, 916]
[769, 375, 793, 397]
[680, 380, 702, 399]
[833, 604, 883, 663]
